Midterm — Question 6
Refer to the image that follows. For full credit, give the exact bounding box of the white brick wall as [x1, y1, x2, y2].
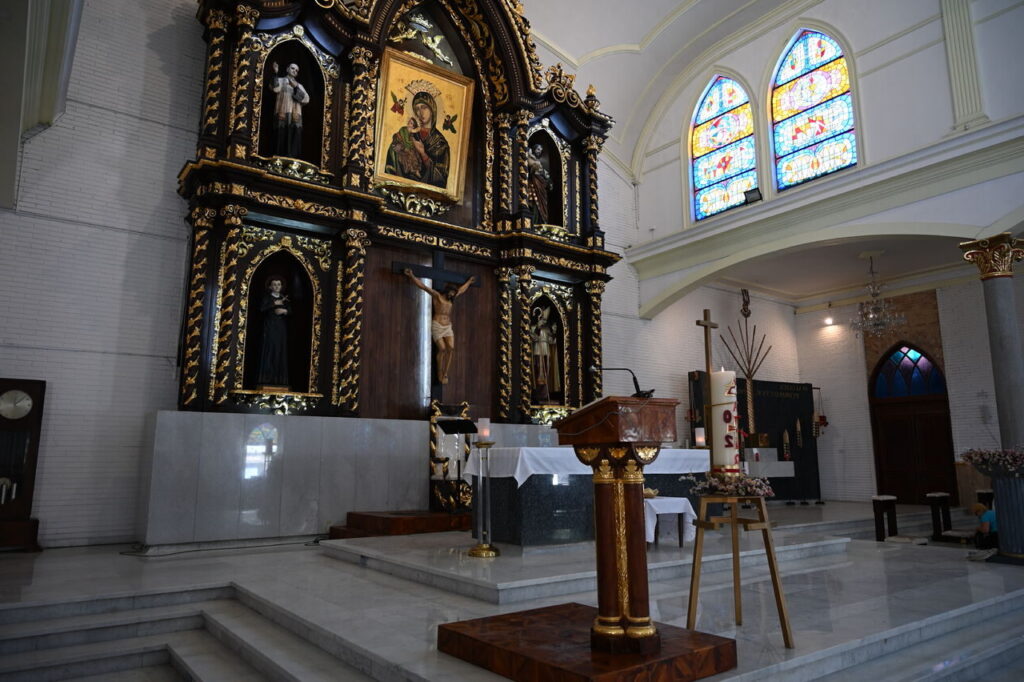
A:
[0, 0, 201, 546]
[795, 306, 876, 501]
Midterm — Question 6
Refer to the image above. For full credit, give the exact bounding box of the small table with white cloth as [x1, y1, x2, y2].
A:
[463, 447, 709, 546]
[644, 497, 697, 546]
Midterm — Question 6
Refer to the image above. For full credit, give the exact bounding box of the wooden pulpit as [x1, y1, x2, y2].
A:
[437, 397, 736, 681]
[556, 396, 678, 654]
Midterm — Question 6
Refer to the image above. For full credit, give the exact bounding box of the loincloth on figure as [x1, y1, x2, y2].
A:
[431, 320, 454, 342]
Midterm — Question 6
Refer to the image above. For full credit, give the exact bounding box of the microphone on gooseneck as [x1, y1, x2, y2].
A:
[589, 366, 655, 399]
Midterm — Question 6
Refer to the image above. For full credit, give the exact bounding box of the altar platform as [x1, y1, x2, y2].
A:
[3, 503, 1023, 681]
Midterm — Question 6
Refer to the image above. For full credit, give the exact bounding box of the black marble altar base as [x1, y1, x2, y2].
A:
[481, 474, 696, 546]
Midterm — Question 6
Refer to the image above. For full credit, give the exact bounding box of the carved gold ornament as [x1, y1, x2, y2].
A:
[960, 233, 1024, 279]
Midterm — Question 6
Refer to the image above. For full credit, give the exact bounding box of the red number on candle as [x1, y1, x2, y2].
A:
[724, 434, 734, 447]
[722, 410, 733, 424]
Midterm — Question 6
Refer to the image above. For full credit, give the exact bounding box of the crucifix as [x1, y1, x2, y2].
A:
[393, 254, 479, 395]
[695, 308, 718, 450]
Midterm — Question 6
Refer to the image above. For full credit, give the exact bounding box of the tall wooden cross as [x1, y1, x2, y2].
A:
[696, 309, 718, 450]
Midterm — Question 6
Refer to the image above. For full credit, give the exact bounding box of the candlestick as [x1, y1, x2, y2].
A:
[710, 369, 739, 470]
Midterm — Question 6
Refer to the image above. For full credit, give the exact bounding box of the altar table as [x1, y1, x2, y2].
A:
[462, 447, 708, 546]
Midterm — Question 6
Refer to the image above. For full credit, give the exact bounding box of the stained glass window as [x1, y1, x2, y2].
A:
[873, 346, 947, 398]
[772, 30, 856, 189]
[691, 76, 758, 220]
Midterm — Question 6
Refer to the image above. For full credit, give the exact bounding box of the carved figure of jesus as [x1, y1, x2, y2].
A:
[404, 269, 475, 384]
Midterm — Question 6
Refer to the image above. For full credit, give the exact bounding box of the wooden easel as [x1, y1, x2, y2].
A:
[686, 495, 794, 649]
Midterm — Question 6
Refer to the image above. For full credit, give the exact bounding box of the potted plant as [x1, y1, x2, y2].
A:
[961, 448, 1024, 557]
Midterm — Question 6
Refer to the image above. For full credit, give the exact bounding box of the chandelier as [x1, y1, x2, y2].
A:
[849, 257, 905, 337]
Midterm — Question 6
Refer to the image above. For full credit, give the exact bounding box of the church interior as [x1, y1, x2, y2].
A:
[1, 0, 1023, 679]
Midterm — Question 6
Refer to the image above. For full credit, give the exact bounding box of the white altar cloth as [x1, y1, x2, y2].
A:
[463, 447, 709, 487]
[644, 497, 697, 544]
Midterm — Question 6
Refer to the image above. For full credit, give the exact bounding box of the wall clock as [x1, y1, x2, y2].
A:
[0, 389, 34, 420]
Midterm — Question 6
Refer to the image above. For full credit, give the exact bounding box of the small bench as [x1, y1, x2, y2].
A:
[872, 495, 898, 541]
[926, 492, 952, 541]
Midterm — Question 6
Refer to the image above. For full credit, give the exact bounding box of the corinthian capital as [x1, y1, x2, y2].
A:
[960, 233, 1024, 279]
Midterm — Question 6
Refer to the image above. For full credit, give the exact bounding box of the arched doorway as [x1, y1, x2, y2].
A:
[869, 343, 957, 505]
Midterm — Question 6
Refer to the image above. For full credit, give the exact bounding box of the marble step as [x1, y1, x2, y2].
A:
[67, 665, 185, 681]
[0, 585, 233, 626]
[320, 530, 850, 604]
[719, 586, 1024, 681]
[0, 630, 171, 681]
[776, 508, 972, 539]
[202, 599, 375, 681]
[816, 605, 1024, 681]
[0, 600, 212, 655]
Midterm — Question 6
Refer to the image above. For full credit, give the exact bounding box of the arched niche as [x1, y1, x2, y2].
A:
[526, 128, 564, 227]
[258, 41, 325, 166]
[529, 295, 566, 405]
[242, 251, 315, 393]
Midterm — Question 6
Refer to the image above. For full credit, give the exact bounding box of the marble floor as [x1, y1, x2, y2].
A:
[2, 503, 1022, 681]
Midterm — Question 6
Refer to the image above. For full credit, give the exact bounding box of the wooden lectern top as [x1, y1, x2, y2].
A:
[555, 396, 679, 446]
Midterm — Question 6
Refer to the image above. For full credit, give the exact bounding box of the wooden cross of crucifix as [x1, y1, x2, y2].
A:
[696, 308, 718, 448]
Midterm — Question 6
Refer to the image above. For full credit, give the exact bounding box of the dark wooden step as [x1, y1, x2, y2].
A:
[330, 510, 472, 538]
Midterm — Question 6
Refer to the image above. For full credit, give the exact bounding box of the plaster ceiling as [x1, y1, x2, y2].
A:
[525, 0, 798, 166]
[714, 235, 971, 302]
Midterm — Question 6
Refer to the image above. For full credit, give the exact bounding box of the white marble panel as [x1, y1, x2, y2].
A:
[236, 415, 286, 539]
[142, 412, 203, 545]
[278, 416, 324, 536]
[195, 412, 245, 542]
[318, 419, 360, 529]
[384, 419, 430, 510]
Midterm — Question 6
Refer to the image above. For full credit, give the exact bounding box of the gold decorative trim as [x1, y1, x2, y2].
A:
[586, 279, 605, 400]
[196, 182, 350, 220]
[182, 208, 216, 405]
[346, 46, 379, 189]
[253, 156, 334, 185]
[448, 0, 509, 105]
[613, 479, 630, 619]
[575, 446, 599, 464]
[622, 459, 644, 483]
[338, 228, 371, 411]
[960, 233, 1024, 279]
[635, 446, 659, 465]
[198, 12, 228, 154]
[515, 109, 531, 213]
[211, 220, 242, 402]
[376, 225, 494, 257]
[496, 266, 514, 419]
[332, 260, 345, 406]
[608, 447, 628, 461]
[375, 185, 453, 218]
[531, 405, 572, 425]
[501, 0, 544, 93]
[593, 459, 613, 483]
[228, 5, 259, 158]
[515, 265, 535, 418]
[230, 389, 322, 414]
[497, 113, 513, 216]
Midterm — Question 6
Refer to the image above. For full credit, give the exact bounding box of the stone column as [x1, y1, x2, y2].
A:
[960, 233, 1024, 449]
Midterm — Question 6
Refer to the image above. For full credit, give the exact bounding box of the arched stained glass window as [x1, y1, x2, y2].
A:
[690, 76, 758, 220]
[873, 345, 947, 398]
[771, 30, 856, 190]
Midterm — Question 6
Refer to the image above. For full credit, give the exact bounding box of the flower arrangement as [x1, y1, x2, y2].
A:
[681, 472, 775, 497]
[960, 448, 1024, 478]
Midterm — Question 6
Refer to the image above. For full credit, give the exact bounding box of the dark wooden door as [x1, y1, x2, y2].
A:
[871, 395, 957, 505]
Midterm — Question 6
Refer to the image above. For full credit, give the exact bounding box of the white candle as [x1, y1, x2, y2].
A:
[710, 369, 739, 468]
[694, 427, 706, 447]
[477, 418, 491, 439]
